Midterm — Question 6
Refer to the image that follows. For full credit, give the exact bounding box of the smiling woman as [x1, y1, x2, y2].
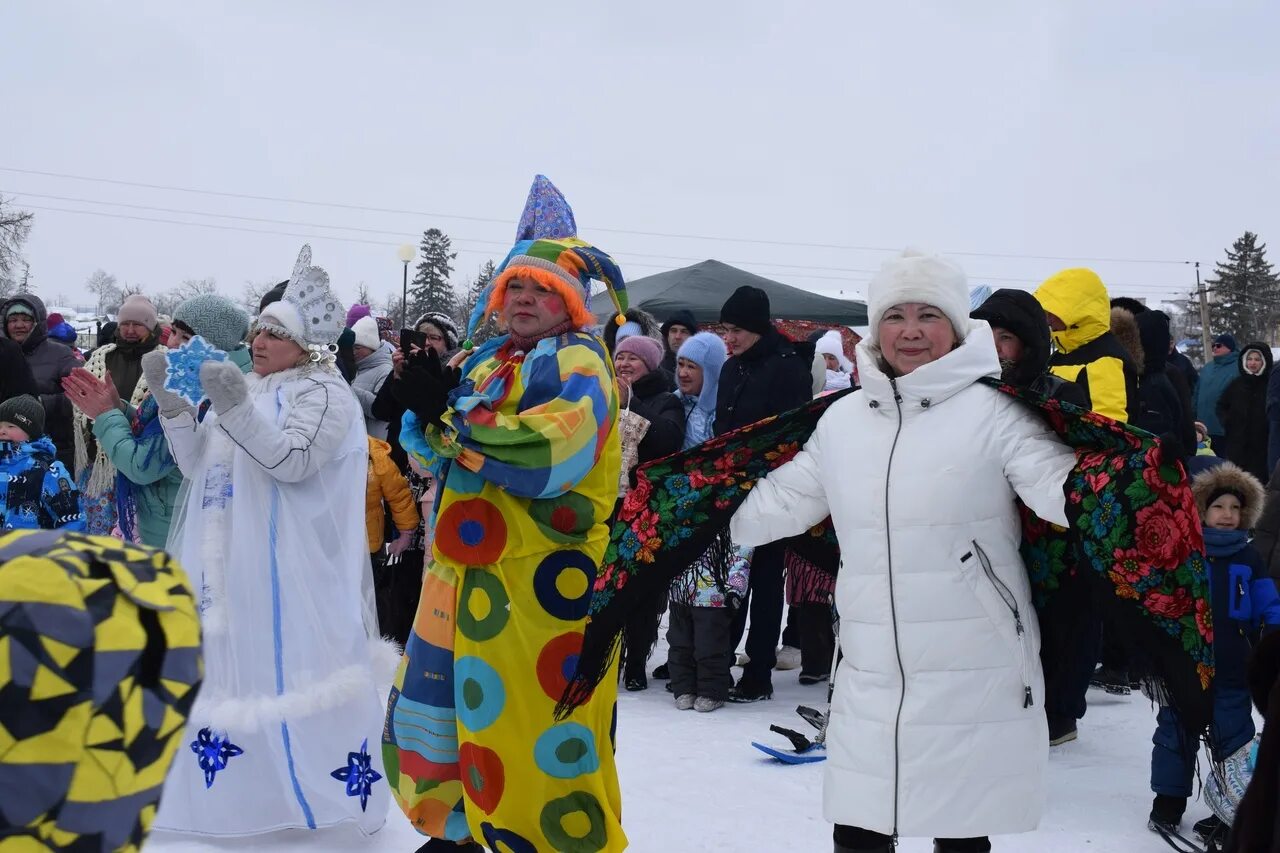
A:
[728, 248, 1078, 852]
[145, 246, 393, 838]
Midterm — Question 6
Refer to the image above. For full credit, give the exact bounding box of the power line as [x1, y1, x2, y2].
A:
[1, 165, 1196, 265]
[10, 191, 1196, 293]
[15, 202, 863, 286]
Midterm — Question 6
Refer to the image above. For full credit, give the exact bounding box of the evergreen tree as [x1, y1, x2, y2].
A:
[1206, 231, 1279, 345]
[457, 259, 500, 345]
[407, 228, 458, 321]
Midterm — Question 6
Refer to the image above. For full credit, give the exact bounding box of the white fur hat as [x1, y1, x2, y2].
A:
[866, 248, 971, 344]
[814, 329, 853, 372]
[351, 315, 380, 351]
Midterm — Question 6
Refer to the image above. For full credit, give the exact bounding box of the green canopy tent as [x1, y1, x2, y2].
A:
[590, 259, 867, 326]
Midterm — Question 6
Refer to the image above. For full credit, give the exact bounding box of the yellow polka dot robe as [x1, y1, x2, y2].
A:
[384, 331, 625, 851]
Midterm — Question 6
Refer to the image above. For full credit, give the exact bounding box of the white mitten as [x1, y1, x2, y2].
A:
[201, 360, 249, 414]
[140, 350, 194, 418]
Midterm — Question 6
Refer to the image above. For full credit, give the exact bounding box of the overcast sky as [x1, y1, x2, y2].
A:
[3, 1, 1277, 315]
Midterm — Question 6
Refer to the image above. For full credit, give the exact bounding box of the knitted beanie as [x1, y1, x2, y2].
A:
[616, 335, 664, 373]
[616, 321, 644, 343]
[866, 248, 970, 344]
[346, 303, 372, 328]
[676, 331, 727, 408]
[0, 394, 45, 438]
[719, 286, 772, 335]
[46, 312, 65, 330]
[117, 294, 159, 329]
[49, 322, 78, 345]
[415, 312, 459, 351]
[351, 315, 380, 351]
[173, 294, 250, 352]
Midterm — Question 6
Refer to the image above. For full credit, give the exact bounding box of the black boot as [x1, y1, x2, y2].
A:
[1147, 793, 1186, 833]
[415, 839, 485, 852]
[833, 825, 893, 852]
[933, 838, 991, 852]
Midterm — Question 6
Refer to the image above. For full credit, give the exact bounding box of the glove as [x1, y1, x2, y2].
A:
[390, 364, 451, 425]
[140, 350, 195, 418]
[1155, 431, 1187, 467]
[201, 360, 249, 415]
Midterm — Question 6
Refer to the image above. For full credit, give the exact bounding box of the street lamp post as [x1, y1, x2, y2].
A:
[397, 244, 416, 328]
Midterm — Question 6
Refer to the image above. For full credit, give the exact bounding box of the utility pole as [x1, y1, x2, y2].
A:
[1196, 261, 1212, 360]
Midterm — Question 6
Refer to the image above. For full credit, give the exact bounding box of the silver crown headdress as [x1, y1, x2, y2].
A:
[259, 244, 346, 364]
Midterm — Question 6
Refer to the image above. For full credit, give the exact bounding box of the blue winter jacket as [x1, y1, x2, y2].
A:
[0, 436, 86, 532]
[92, 396, 183, 548]
[1196, 350, 1241, 437]
[1203, 528, 1280, 689]
[677, 392, 715, 450]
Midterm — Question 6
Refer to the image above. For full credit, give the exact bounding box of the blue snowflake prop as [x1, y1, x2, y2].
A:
[191, 727, 244, 789]
[165, 335, 229, 406]
[330, 738, 382, 811]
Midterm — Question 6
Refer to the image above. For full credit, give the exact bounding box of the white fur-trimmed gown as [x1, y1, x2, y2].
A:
[153, 365, 391, 836]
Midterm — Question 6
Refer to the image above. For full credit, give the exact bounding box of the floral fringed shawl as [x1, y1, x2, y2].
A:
[559, 380, 1215, 734]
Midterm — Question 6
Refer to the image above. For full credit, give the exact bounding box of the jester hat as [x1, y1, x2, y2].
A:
[465, 175, 627, 349]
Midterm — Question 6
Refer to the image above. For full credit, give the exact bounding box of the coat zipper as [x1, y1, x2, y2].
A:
[972, 541, 1034, 708]
[885, 379, 907, 846]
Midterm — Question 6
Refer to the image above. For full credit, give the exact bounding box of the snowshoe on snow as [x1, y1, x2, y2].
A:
[751, 724, 827, 763]
[1149, 815, 1223, 853]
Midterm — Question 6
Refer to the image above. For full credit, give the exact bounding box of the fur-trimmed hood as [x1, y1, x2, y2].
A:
[1110, 307, 1145, 376]
[1191, 461, 1265, 528]
[604, 306, 661, 354]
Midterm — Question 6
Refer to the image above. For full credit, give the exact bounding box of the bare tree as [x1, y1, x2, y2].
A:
[85, 269, 121, 314]
[378, 291, 404, 325]
[240, 280, 276, 316]
[154, 277, 219, 316]
[355, 281, 372, 307]
[0, 195, 34, 288]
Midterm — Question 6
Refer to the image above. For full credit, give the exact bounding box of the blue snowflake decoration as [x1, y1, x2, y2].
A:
[330, 738, 382, 811]
[191, 727, 243, 789]
[165, 335, 229, 406]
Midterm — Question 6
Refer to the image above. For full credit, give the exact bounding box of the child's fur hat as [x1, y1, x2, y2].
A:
[1191, 461, 1265, 529]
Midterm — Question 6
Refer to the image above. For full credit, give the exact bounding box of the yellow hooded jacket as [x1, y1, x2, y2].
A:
[1034, 269, 1138, 423]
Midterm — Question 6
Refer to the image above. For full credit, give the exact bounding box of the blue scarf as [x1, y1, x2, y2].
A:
[1202, 526, 1248, 558]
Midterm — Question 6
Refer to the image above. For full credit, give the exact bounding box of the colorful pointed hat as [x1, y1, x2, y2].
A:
[463, 175, 627, 350]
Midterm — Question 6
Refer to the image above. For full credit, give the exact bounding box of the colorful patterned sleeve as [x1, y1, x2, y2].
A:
[442, 335, 616, 500]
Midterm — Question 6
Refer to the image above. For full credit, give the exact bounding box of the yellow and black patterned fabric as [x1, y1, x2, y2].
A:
[0, 530, 202, 852]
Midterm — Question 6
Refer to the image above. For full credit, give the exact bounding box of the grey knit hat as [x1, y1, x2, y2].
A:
[173, 294, 250, 352]
[0, 394, 46, 438]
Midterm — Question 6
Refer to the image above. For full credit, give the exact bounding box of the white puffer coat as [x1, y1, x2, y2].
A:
[730, 323, 1076, 839]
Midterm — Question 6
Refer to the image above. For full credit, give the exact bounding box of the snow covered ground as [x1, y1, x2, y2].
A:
[147, 637, 1218, 853]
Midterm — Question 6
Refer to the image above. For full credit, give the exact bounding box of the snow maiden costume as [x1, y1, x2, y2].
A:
[384, 176, 628, 851]
[148, 246, 391, 836]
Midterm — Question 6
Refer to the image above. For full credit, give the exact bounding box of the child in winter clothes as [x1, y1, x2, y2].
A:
[0, 395, 85, 532]
[366, 435, 420, 645]
[666, 332, 752, 712]
[1149, 462, 1280, 840]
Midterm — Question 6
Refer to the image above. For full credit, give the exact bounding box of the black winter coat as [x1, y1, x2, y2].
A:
[715, 328, 815, 436]
[1132, 311, 1196, 457]
[626, 369, 685, 466]
[1218, 343, 1273, 481]
[0, 293, 79, 469]
[0, 337, 37, 404]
